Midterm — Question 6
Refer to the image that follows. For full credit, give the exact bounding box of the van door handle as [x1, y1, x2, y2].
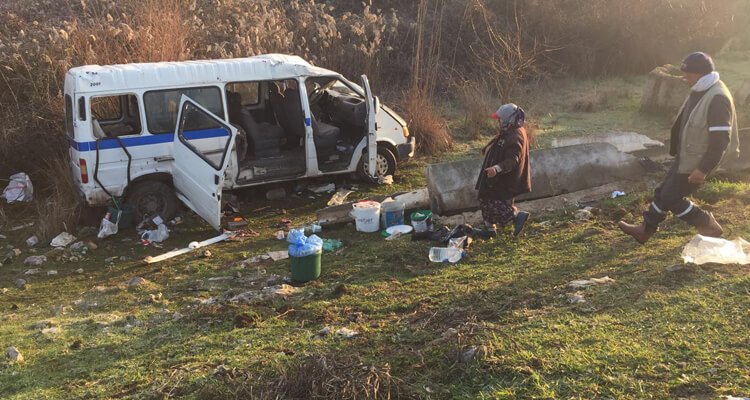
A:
[154, 156, 174, 162]
[214, 175, 219, 185]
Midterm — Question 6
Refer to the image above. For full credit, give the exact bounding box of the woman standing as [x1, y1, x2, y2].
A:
[475, 103, 532, 236]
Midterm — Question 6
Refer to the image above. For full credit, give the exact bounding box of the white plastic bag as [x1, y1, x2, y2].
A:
[141, 224, 169, 243]
[97, 215, 119, 240]
[681, 235, 750, 265]
[3, 173, 33, 203]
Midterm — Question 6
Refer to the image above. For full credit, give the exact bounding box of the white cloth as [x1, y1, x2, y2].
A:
[691, 71, 720, 92]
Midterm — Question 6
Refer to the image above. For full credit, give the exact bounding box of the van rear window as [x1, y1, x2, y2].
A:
[65, 95, 74, 138]
[144, 87, 224, 134]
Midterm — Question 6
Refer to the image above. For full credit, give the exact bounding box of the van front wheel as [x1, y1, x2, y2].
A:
[125, 181, 179, 222]
[358, 146, 397, 183]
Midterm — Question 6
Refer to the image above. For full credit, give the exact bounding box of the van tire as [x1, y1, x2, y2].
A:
[125, 180, 180, 222]
[358, 146, 397, 182]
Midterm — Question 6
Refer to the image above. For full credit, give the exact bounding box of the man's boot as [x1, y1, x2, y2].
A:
[618, 221, 654, 244]
[697, 212, 723, 237]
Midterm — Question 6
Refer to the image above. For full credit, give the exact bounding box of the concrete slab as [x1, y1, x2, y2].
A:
[426, 143, 647, 215]
[550, 132, 664, 154]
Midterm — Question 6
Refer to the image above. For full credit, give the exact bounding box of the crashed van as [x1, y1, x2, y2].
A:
[63, 54, 414, 229]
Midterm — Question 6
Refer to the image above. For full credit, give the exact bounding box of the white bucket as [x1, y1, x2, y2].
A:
[351, 201, 381, 233]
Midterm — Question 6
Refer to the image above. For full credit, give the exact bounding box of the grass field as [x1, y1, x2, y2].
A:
[2, 52, 750, 399]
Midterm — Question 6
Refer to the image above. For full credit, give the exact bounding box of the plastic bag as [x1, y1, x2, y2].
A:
[97, 212, 120, 239]
[287, 229, 323, 257]
[141, 224, 170, 243]
[681, 235, 750, 265]
[3, 173, 33, 203]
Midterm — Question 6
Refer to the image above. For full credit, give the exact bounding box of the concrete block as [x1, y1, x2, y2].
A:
[426, 143, 647, 215]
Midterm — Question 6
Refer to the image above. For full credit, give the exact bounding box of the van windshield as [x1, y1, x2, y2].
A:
[144, 87, 224, 134]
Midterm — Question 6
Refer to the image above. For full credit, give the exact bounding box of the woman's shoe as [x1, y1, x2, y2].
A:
[513, 211, 530, 236]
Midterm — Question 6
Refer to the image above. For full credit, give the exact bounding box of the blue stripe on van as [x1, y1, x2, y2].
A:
[69, 128, 229, 152]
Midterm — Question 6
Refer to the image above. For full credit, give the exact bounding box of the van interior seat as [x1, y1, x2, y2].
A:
[270, 87, 341, 156]
[228, 92, 284, 158]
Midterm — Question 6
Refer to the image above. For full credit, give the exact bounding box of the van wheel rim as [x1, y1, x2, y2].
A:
[376, 154, 389, 176]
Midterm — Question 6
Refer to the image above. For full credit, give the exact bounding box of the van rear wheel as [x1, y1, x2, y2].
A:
[125, 181, 179, 222]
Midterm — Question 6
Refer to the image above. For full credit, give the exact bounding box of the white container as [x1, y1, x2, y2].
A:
[351, 201, 381, 233]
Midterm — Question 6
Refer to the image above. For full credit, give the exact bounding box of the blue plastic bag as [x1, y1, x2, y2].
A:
[287, 229, 323, 257]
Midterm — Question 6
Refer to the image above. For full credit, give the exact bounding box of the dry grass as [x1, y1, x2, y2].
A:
[572, 85, 632, 113]
[276, 355, 408, 399]
[402, 87, 452, 156]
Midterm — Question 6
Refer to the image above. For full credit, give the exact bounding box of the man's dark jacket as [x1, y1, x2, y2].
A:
[475, 128, 531, 200]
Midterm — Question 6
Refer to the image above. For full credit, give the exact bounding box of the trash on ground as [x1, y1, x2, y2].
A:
[226, 218, 248, 231]
[385, 224, 413, 237]
[41, 327, 61, 335]
[202, 250, 212, 258]
[308, 183, 336, 194]
[25, 235, 38, 247]
[384, 231, 405, 241]
[127, 276, 149, 287]
[411, 210, 434, 233]
[6, 346, 23, 362]
[611, 190, 627, 198]
[2, 173, 33, 203]
[322, 238, 343, 252]
[24, 255, 47, 266]
[241, 254, 271, 266]
[574, 208, 594, 221]
[379, 175, 394, 185]
[97, 212, 119, 239]
[301, 223, 322, 235]
[429, 246, 464, 263]
[682, 235, 750, 265]
[50, 232, 77, 248]
[327, 189, 353, 206]
[335, 327, 359, 338]
[458, 346, 481, 363]
[267, 250, 290, 262]
[0, 234, 6, 240]
[567, 276, 615, 289]
[274, 230, 286, 240]
[140, 224, 169, 244]
[566, 292, 586, 304]
[24, 268, 42, 275]
[47, 270, 58, 276]
[144, 232, 232, 264]
[317, 326, 332, 336]
[229, 284, 302, 303]
[15, 279, 26, 289]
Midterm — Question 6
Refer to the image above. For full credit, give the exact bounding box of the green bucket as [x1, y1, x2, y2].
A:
[290, 252, 322, 283]
[109, 202, 136, 230]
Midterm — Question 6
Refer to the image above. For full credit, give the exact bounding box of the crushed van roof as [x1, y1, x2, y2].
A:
[66, 54, 339, 94]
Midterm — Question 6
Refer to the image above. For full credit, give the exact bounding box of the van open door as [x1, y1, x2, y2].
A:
[361, 75, 378, 178]
[172, 95, 237, 230]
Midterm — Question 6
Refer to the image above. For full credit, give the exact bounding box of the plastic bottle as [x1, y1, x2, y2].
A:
[429, 247, 464, 263]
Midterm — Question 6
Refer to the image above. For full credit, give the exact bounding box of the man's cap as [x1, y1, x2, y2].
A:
[490, 103, 519, 120]
[680, 52, 715, 75]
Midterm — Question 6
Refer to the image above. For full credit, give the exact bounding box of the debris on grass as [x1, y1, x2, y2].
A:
[309, 183, 336, 194]
[6, 346, 23, 362]
[327, 189, 353, 206]
[47, 270, 58, 276]
[574, 208, 594, 221]
[681, 235, 750, 265]
[50, 232, 77, 248]
[127, 277, 149, 288]
[267, 250, 289, 262]
[566, 292, 586, 304]
[25, 235, 38, 247]
[229, 284, 302, 304]
[24, 255, 47, 266]
[24, 267, 43, 275]
[567, 276, 615, 289]
[15, 279, 26, 290]
[41, 327, 61, 335]
[144, 232, 232, 264]
[335, 327, 359, 338]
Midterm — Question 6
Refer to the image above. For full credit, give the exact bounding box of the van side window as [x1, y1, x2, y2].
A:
[78, 97, 86, 121]
[226, 82, 260, 106]
[90, 94, 142, 138]
[65, 95, 74, 138]
[144, 87, 224, 134]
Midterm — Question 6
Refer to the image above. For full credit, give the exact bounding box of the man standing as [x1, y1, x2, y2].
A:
[619, 52, 740, 244]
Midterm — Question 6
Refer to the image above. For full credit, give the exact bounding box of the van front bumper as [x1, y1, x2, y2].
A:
[397, 137, 416, 161]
